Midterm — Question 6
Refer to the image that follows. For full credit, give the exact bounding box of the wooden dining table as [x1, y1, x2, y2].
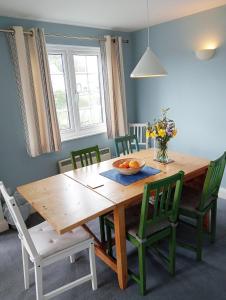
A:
[17, 149, 210, 290]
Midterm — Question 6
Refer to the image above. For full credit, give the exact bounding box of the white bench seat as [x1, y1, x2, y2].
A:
[29, 221, 90, 258]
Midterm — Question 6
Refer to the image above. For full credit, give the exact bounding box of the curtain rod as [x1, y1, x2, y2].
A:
[0, 28, 129, 43]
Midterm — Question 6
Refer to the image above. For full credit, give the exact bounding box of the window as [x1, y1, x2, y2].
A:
[48, 45, 106, 141]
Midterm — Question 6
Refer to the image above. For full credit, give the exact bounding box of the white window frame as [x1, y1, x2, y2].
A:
[47, 44, 106, 142]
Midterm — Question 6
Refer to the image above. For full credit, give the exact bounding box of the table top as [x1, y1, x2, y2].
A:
[65, 149, 210, 205]
[17, 174, 115, 234]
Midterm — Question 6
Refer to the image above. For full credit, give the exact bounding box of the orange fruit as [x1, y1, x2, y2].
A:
[129, 160, 140, 168]
[118, 163, 125, 168]
[122, 161, 130, 168]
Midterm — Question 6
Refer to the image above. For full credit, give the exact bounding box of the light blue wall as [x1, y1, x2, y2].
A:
[131, 6, 226, 187]
[2, 5, 226, 190]
[0, 16, 135, 190]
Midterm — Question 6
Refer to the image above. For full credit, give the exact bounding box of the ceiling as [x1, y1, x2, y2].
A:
[0, 0, 226, 32]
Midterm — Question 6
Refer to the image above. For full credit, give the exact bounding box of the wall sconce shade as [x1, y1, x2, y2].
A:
[195, 49, 216, 60]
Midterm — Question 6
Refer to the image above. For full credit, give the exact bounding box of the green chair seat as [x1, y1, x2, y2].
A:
[128, 218, 171, 239]
[180, 186, 215, 213]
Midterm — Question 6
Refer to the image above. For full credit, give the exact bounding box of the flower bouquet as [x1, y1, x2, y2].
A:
[146, 108, 177, 163]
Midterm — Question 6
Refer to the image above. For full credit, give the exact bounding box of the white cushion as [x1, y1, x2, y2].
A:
[29, 221, 91, 258]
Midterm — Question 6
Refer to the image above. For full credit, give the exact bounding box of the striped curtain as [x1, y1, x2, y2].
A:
[100, 35, 128, 139]
[8, 26, 61, 157]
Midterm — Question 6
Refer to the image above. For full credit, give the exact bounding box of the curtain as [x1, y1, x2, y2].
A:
[100, 35, 128, 139]
[7, 26, 61, 157]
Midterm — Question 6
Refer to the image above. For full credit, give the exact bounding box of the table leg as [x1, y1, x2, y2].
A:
[114, 205, 128, 289]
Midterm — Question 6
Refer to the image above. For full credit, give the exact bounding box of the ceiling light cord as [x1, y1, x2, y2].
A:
[147, 0, 150, 47]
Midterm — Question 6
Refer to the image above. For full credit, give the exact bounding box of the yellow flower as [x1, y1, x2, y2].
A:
[172, 129, 177, 137]
[146, 130, 150, 138]
[156, 123, 160, 131]
[150, 131, 157, 138]
[158, 129, 166, 138]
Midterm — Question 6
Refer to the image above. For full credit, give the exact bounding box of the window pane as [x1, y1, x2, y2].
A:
[48, 54, 63, 74]
[87, 56, 98, 73]
[91, 105, 102, 124]
[74, 55, 86, 73]
[78, 94, 90, 108]
[90, 92, 101, 105]
[79, 108, 92, 127]
[74, 54, 104, 128]
[76, 74, 88, 93]
[88, 74, 99, 92]
[48, 54, 70, 130]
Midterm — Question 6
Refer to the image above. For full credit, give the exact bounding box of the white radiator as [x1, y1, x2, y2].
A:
[58, 147, 111, 173]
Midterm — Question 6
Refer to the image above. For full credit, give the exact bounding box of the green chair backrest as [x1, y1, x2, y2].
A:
[138, 171, 184, 240]
[115, 134, 140, 157]
[199, 152, 226, 210]
[71, 145, 101, 169]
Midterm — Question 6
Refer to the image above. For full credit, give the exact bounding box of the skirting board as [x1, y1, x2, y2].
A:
[0, 219, 9, 233]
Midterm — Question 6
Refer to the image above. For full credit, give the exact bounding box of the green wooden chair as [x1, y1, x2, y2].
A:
[114, 134, 139, 157]
[71, 145, 105, 242]
[105, 171, 184, 295]
[71, 145, 101, 169]
[179, 151, 226, 261]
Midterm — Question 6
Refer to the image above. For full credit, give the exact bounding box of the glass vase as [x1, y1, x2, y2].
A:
[154, 140, 169, 163]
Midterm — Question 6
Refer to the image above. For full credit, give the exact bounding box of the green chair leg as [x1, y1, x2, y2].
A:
[197, 216, 203, 261]
[138, 245, 146, 295]
[99, 216, 106, 243]
[106, 224, 113, 257]
[210, 202, 217, 244]
[169, 226, 176, 276]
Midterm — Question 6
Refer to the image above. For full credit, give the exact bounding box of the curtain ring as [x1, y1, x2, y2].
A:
[10, 27, 15, 36]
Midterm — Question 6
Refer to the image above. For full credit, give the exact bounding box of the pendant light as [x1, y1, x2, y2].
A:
[130, 0, 167, 78]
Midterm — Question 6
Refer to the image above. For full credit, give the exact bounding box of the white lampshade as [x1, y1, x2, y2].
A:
[131, 47, 167, 78]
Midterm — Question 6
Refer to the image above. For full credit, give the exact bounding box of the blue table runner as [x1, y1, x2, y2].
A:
[99, 166, 161, 186]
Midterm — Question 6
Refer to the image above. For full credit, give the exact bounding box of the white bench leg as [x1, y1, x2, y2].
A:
[21, 243, 29, 290]
[89, 242, 97, 291]
[34, 264, 43, 300]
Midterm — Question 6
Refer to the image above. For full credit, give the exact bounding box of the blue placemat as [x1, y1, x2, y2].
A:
[99, 166, 161, 186]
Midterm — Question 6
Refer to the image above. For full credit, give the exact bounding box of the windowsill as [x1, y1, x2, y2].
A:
[61, 129, 107, 143]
